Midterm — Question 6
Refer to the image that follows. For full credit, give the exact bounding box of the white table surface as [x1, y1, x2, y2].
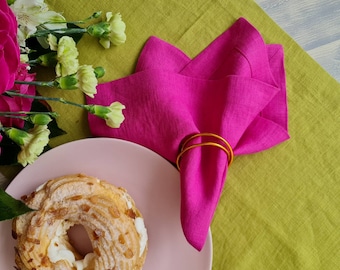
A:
[1, 0, 339, 188]
[256, 0, 340, 83]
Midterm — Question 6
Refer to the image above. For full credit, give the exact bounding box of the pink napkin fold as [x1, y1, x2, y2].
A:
[86, 17, 289, 251]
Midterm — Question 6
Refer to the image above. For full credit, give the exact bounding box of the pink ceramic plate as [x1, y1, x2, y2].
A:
[0, 138, 212, 269]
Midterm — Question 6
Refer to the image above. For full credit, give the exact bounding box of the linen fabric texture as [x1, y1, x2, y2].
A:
[2, 0, 339, 268]
[86, 18, 289, 251]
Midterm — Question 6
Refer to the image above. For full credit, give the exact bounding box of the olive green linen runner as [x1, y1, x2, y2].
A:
[2, 0, 339, 269]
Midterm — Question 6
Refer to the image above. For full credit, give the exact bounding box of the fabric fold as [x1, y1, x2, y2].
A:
[86, 17, 289, 250]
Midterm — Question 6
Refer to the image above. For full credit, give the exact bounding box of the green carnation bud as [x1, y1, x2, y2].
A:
[94, 66, 105, 78]
[92, 11, 102, 18]
[57, 75, 78, 90]
[87, 22, 111, 38]
[38, 52, 57, 67]
[85, 104, 111, 117]
[5, 128, 31, 146]
[30, 114, 53, 125]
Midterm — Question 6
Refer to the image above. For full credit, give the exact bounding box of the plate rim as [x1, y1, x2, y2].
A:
[4, 137, 213, 269]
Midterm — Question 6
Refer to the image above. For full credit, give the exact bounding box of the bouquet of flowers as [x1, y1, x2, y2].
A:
[0, 0, 127, 168]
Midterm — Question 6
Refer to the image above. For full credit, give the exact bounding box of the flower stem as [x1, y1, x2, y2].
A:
[30, 27, 87, 38]
[27, 59, 41, 65]
[15, 80, 55, 87]
[40, 11, 102, 26]
[0, 111, 58, 117]
[0, 115, 27, 121]
[5, 91, 85, 109]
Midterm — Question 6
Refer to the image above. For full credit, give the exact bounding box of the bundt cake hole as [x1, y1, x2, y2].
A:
[67, 224, 93, 258]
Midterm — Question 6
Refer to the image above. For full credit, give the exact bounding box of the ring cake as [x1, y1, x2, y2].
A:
[12, 173, 148, 269]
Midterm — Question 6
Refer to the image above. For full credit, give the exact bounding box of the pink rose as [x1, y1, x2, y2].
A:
[0, 63, 36, 128]
[0, 0, 20, 94]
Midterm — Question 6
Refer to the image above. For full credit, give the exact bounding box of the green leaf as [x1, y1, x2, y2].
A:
[0, 189, 34, 221]
[65, 23, 85, 43]
[0, 135, 21, 165]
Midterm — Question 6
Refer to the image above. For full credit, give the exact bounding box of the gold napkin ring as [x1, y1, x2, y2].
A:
[176, 133, 234, 171]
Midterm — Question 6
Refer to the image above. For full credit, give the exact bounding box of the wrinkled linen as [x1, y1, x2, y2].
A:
[87, 18, 289, 250]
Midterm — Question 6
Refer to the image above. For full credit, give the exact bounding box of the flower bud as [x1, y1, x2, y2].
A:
[87, 22, 110, 38]
[29, 114, 53, 125]
[38, 52, 57, 67]
[57, 75, 78, 90]
[86, 104, 111, 117]
[4, 128, 32, 146]
[92, 11, 102, 18]
[94, 66, 105, 78]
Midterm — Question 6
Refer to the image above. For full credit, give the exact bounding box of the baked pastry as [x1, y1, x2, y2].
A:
[12, 173, 148, 269]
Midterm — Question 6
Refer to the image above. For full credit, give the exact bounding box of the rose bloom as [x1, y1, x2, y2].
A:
[0, 63, 36, 128]
[0, 0, 20, 94]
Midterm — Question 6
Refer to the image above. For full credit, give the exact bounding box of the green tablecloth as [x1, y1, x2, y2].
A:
[3, 0, 340, 269]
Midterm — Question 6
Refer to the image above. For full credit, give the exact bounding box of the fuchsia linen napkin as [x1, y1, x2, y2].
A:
[86, 18, 290, 251]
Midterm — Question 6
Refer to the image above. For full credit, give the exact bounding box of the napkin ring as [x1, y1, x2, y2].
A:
[176, 133, 234, 171]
